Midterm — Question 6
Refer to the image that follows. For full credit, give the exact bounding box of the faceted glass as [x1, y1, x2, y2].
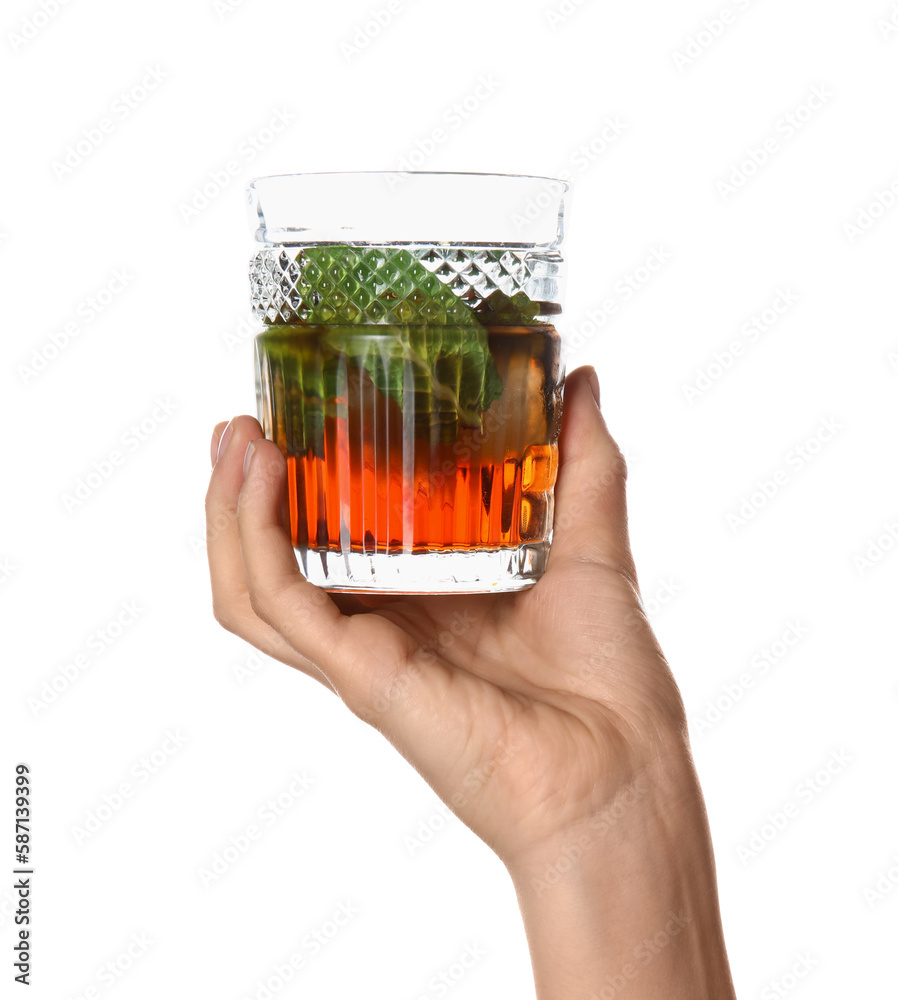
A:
[248, 172, 568, 593]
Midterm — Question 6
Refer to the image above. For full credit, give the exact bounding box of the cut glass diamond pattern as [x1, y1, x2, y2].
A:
[249, 246, 555, 325]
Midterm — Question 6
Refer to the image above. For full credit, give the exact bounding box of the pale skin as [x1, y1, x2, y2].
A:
[205, 366, 737, 999]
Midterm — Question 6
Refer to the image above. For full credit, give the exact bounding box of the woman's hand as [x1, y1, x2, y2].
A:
[205, 366, 736, 998]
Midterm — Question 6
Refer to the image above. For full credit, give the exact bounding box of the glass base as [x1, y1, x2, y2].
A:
[296, 545, 549, 594]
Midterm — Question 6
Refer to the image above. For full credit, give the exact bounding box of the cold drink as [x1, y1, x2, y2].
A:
[248, 174, 569, 592]
[255, 320, 561, 557]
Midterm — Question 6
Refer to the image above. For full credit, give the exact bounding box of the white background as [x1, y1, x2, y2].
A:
[3, 0, 898, 997]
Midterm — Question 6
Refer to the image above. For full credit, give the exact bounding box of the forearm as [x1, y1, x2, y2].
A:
[506, 754, 736, 1000]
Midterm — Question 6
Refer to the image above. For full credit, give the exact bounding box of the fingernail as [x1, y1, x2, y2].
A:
[586, 367, 601, 409]
[243, 440, 257, 479]
[216, 419, 236, 464]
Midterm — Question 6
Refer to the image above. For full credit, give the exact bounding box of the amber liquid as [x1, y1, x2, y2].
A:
[256, 325, 562, 554]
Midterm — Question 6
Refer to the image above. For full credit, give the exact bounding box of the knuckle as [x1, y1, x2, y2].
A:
[340, 685, 372, 724]
[612, 446, 629, 482]
[246, 587, 273, 626]
[601, 441, 628, 485]
[211, 598, 239, 634]
[245, 578, 295, 635]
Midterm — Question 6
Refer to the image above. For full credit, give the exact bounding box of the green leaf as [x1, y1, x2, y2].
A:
[260, 246, 541, 452]
[329, 324, 504, 429]
[295, 246, 482, 327]
[472, 289, 542, 326]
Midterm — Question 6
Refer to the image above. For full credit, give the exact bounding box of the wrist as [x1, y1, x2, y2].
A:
[505, 751, 736, 1000]
[504, 733, 697, 884]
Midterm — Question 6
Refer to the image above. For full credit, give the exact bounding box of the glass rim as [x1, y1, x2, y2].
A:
[248, 170, 571, 192]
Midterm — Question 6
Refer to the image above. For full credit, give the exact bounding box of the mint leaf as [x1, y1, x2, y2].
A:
[330, 324, 504, 433]
[296, 246, 480, 327]
[295, 245, 508, 431]
[261, 246, 543, 452]
[472, 289, 542, 326]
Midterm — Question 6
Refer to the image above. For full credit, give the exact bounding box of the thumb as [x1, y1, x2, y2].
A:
[546, 366, 637, 584]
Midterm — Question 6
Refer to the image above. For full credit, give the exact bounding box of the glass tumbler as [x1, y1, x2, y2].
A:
[248, 171, 568, 593]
